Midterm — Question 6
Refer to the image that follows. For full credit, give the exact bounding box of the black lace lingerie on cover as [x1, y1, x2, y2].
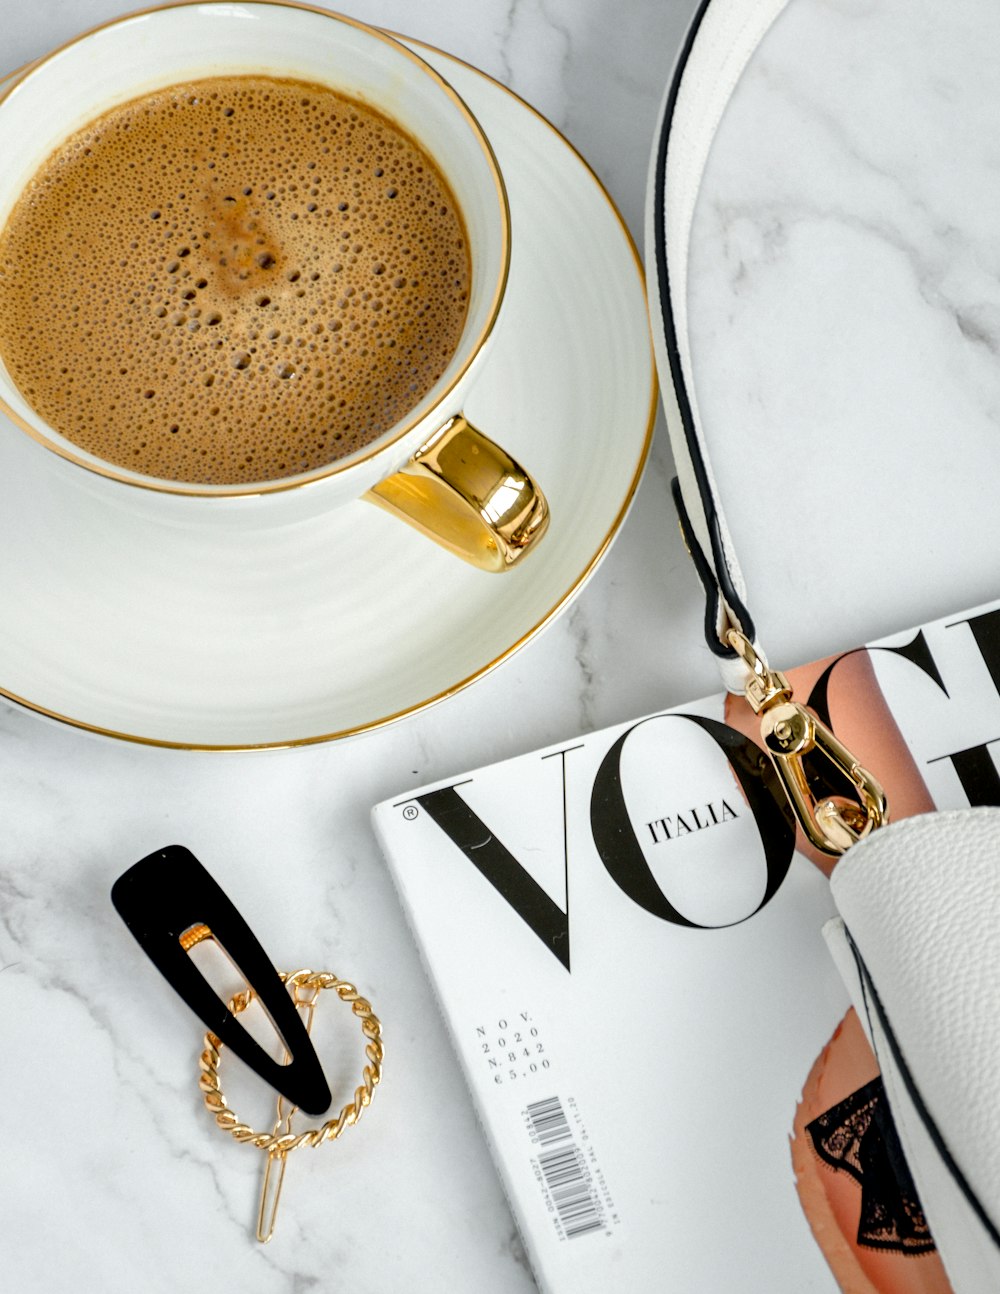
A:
[806, 1075, 936, 1254]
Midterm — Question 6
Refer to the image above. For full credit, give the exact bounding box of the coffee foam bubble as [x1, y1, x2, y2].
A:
[0, 76, 471, 484]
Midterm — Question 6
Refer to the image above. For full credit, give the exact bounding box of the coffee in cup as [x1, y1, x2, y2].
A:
[0, 74, 472, 486]
[0, 3, 548, 571]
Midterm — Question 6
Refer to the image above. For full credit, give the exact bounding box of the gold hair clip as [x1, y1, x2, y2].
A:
[113, 848, 385, 1241]
[199, 968, 384, 1242]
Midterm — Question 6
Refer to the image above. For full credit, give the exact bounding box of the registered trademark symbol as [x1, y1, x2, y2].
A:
[402, 805, 419, 821]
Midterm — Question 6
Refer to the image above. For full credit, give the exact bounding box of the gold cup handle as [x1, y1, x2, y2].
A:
[365, 415, 549, 572]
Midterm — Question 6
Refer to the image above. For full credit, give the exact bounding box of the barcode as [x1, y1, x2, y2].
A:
[526, 1096, 571, 1146]
[526, 1096, 604, 1239]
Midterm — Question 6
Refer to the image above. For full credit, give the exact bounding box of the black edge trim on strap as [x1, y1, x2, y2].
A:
[672, 477, 733, 659]
[653, 0, 756, 656]
[847, 928, 1000, 1252]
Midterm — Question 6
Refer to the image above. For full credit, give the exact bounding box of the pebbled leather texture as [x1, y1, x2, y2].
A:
[828, 808, 1000, 1292]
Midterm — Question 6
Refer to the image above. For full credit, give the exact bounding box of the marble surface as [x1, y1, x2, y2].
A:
[1, 0, 996, 1290]
[688, 0, 1000, 668]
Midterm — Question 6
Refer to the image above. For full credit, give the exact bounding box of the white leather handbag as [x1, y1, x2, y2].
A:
[825, 810, 1000, 1292]
[646, 2, 1000, 1288]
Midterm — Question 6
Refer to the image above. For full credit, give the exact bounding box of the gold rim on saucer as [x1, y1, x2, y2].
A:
[0, 39, 657, 751]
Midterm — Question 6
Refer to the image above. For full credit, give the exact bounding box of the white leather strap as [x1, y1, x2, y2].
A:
[645, 0, 791, 684]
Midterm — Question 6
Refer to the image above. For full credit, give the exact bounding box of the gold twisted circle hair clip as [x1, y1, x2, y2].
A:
[199, 968, 384, 1241]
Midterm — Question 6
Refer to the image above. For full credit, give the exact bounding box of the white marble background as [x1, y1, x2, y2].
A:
[3, 0, 999, 1290]
[689, 0, 1000, 667]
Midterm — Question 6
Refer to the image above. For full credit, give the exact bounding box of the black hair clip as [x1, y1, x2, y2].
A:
[111, 844, 332, 1115]
[112, 844, 384, 1242]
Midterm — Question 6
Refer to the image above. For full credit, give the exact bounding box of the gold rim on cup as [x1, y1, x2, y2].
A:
[0, 0, 512, 499]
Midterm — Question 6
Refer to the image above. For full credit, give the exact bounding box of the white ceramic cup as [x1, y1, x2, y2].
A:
[0, 1, 548, 570]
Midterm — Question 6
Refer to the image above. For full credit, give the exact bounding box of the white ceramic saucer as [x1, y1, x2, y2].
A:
[0, 42, 655, 749]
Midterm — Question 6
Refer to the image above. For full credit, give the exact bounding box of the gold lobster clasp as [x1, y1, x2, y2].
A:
[727, 630, 888, 856]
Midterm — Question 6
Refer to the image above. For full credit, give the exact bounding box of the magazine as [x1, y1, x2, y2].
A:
[371, 598, 1000, 1292]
